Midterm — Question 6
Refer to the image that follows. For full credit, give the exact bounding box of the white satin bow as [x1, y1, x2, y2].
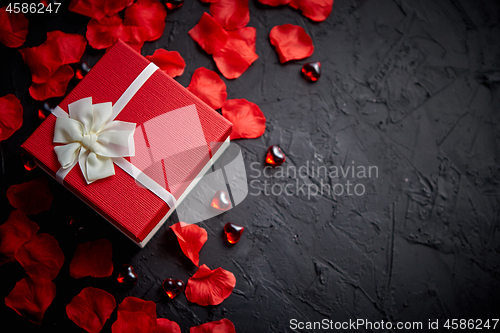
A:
[53, 97, 136, 184]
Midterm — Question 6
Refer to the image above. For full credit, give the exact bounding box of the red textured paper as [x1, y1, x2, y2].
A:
[22, 41, 232, 243]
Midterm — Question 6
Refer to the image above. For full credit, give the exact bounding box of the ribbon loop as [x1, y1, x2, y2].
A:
[53, 97, 136, 184]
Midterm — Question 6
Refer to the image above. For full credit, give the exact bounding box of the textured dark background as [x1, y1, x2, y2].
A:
[1, 0, 500, 332]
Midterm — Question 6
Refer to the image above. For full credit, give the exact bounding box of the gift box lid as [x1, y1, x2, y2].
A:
[22, 41, 232, 246]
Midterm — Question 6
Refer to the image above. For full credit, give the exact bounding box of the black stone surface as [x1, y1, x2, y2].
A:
[1, 0, 500, 332]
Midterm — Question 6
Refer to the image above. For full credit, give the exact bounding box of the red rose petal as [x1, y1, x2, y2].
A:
[222, 99, 266, 140]
[14, 233, 65, 280]
[210, 0, 250, 31]
[6, 178, 53, 215]
[66, 287, 116, 333]
[87, 14, 146, 52]
[157, 318, 181, 333]
[122, 26, 147, 52]
[213, 37, 258, 79]
[185, 264, 236, 306]
[170, 222, 207, 266]
[289, 0, 333, 22]
[0, 6, 28, 48]
[0, 94, 23, 141]
[69, 239, 113, 279]
[228, 26, 256, 52]
[118, 296, 156, 315]
[69, 0, 134, 20]
[86, 14, 129, 50]
[112, 297, 157, 333]
[190, 319, 236, 333]
[19, 31, 86, 84]
[29, 64, 75, 101]
[257, 0, 290, 5]
[146, 49, 186, 78]
[189, 12, 229, 55]
[5, 276, 56, 324]
[46, 31, 87, 65]
[187, 67, 227, 110]
[124, 0, 166, 42]
[112, 310, 157, 333]
[19, 44, 62, 84]
[0, 210, 38, 257]
[0, 256, 14, 265]
[269, 24, 314, 63]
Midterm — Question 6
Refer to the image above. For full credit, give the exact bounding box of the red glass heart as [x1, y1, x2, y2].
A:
[301, 61, 321, 82]
[75, 62, 91, 80]
[21, 153, 37, 171]
[75, 69, 84, 80]
[224, 223, 244, 244]
[162, 278, 185, 299]
[37, 109, 47, 120]
[117, 264, 138, 286]
[211, 190, 231, 211]
[165, 0, 183, 10]
[266, 145, 285, 166]
[38, 102, 53, 120]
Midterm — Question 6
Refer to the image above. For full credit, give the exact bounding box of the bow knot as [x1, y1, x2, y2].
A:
[81, 132, 98, 150]
[53, 97, 136, 184]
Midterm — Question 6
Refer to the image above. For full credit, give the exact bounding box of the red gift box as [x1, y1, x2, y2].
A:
[22, 41, 232, 247]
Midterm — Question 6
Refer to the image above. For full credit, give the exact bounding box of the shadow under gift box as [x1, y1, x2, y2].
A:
[22, 41, 232, 247]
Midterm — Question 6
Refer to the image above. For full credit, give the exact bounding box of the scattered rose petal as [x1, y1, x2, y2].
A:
[86, 0, 165, 52]
[19, 31, 86, 100]
[210, 0, 250, 31]
[122, 25, 147, 52]
[69, 239, 113, 279]
[14, 233, 65, 280]
[222, 99, 266, 140]
[0, 210, 38, 257]
[19, 31, 86, 84]
[19, 43, 62, 85]
[66, 287, 116, 333]
[0, 6, 28, 48]
[187, 67, 227, 109]
[146, 49, 186, 78]
[118, 296, 156, 315]
[124, 0, 166, 42]
[46, 31, 88, 65]
[228, 26, 256, 52]
[170, 222, 207, 266]
[6, 178, 53, 215]
[69, 0, 134, 20]
[112, 297, 157, 333]
[188, 12, 229, 55]
[5, 276, 56, 324]
[86, 14, 133, 50]
[29, 65, 75, 101]
[157, 318, 181, 333]
[190, 319, 236, 333]
[257, 0, 290, 5]
[213, 37, 258, 79]
[112, 310, 157, 333]
[0, 256, 14, 265]
[0, 94, 23, 141]
[269, 24, 314, 63]
[185, 264, 236, 306]
[289, 0, 333, 22]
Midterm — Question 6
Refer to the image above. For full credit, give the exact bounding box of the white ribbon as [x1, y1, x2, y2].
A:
[51, 62, 177, 209]
[53, 97, 136, 184]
